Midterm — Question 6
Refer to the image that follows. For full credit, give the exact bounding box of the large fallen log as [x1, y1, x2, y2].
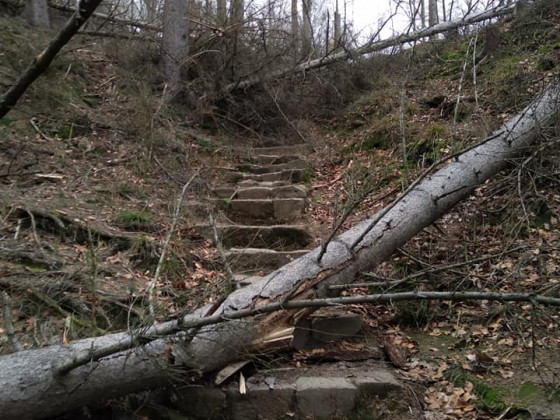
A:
[227, 3, 516, 91]
[0, 81, 558, 419]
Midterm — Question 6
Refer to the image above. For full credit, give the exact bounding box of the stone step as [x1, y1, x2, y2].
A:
[236, 158, 309, 174]
[294, 311, 363, 350]
[195, 225, 313, 250]
[250, 143, 314, 156]
[238, 180, 289, 187]
[171, 362, 400, 420]
[221, 198, 306, 221]
[238, 168, 308, 183]
[225, 248, 309, 271]
[212, 185, 307, 200]
[251, 154, 302, 165]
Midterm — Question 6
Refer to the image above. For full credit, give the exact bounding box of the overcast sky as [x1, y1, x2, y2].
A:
[349, 0, 390, 34]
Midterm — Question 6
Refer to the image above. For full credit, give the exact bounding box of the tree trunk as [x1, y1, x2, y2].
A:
[161, 0, 189, 99]
[227, 3, 515, 92]
[229, 0, 244, 78]
[1, 78, 559, 419]
[291, 0, 299, 54]
[216, 0, 226, 25]
[429, 0, 438, 26]
[0, 0, 103, 119]
[25, 0, 50, 27]
[334, 0, 341, 48]
[301, 0, 312, 56]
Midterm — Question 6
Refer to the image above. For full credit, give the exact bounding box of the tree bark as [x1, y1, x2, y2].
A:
[429, 0, 438, 26]
[216, 0, 226, 25]
[291, 0, 299, 53]
[0, 0, 103, 119]
[226, 3, 515, 92]
[0, 74, 558, 418]
[161, 0, 189, 99]
[301, 0, 312, 56]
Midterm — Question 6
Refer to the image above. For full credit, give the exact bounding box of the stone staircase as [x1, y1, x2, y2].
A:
[197, 144, 315, 286]
[178, 144, 402, 419]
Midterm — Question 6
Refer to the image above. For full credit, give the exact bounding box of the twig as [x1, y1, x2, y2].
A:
[329, 246, 528, 290]
[2, 292, 23, 351]
[317, 186, 395, 263]
[154, 156, 183, 186]
[147, 170, 200, 318]
[29, 118, 53, 141]
[350, 127, 510, 250]
[208, 212, 237, 291]
[26, 286, 105, 334]
[265, 85, 307, 143]
[452, 34, 475, 134]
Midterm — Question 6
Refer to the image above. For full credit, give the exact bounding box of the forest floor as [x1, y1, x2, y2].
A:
[1, 2, 560, 419]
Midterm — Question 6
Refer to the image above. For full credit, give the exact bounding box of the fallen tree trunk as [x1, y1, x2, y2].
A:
[227, 3, 516, 91]
[0, 81, 558, 419]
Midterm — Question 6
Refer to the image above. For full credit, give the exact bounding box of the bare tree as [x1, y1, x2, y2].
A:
[429, 0, 439, 26]
[334, 0, 341, 47]
[161, 0, 189, 99]
[291, 0, 299, 52]
[301, 0, 313, 56]
[217, 0, 226, 24]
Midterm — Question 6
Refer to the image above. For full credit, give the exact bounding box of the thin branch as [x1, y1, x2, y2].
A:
[54, 289, 560, 376]
[147, 171, 200, 318]
[329, 245, 528, 290]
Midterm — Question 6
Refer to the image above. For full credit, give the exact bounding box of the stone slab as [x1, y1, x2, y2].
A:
[230, 199, 274, 219]
[234, 185, 307, 200]
[273, 198, 306, 220]
[311, 313, 363, 343]
[194, 225, 312, 250]
[241, 169, 306, 183]
[226, 381, 295, 420]
[253, 154, 302, 165]
[236, 159, 309, 175]
[296, 377, 357, 418]
[348, 370, 402, 397]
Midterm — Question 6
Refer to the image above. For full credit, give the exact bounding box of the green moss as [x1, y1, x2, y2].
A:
[354, 114, 400, 151]
[407, 138, 447, 166]
[115, 210, 153, 231]
[446, 367, 508, 413]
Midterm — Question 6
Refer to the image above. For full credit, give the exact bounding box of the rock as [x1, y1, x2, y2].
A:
[310, 313, 363, 343]
[226, 381, 296, 420]
[296, 377, 357, 418]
